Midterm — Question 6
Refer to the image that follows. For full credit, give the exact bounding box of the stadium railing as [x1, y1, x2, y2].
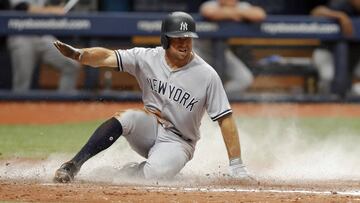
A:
[0, 11, 358, 101]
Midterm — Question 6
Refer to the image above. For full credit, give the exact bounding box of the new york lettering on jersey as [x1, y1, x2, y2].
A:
[147, 78, 199, 112]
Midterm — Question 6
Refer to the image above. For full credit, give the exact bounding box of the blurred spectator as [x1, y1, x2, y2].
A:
[193, 0, 266, 95]
[70, 0, 97, 12]
[0, 0, 10, 44]
[0, 0, 12, 89]
[245, 0, 328, 15]
[311, 0, 360, 95]
[0, 0, 10, 10]
[98, 0, 130, 12]
[131, 0, 204, 13]
[7, 0, 80, 92]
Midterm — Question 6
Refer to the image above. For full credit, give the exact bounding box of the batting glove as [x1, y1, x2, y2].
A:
[229, 158, 252, 179]
[54, 40, 83, 61]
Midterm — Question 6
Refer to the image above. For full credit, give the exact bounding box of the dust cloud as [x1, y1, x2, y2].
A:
[1, 114, 360, 184]
[190, 115, 360, 181]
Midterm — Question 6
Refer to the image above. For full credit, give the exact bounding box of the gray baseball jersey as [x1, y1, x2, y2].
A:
[114, 47, 232, 142]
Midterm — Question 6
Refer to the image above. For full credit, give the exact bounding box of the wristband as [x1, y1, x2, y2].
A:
[229, 157, 243, 166]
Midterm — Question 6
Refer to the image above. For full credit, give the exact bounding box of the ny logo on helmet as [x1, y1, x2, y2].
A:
[180, 22, 188, 31]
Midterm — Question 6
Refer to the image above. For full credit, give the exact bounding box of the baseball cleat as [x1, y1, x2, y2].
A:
[118, 161, 146, 178]
[53, 161, 79, 183]
[119, 162, 140, 177]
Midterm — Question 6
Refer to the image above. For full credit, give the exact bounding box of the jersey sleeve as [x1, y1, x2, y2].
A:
[206, 72, 232, 121]
[114, 47, 146, 76]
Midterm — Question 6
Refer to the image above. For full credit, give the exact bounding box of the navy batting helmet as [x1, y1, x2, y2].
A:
[161, 11, 199, 49]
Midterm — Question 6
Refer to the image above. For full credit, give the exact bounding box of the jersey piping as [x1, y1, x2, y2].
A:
[114, 50, 123, 72]
[211, 109, 232, 121]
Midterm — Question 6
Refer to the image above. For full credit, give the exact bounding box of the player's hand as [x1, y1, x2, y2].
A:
[228, 158, 256, 181]
[54, 40, 83, 61]
[229, 162, 250, 178]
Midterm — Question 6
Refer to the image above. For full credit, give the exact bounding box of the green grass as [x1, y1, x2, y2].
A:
[0, 120, 102, 159]
[1, 117, 360, 159]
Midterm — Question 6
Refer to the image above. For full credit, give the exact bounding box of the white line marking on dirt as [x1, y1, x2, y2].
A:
[41, 183, 360, 197]
[137, 186, 360, 197]
[42, 183, 60, 186]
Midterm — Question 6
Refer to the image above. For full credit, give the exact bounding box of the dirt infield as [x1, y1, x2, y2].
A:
[1, 179, 360, 202]
[1, 101, 360, 124]
[1, 101, 360, 202]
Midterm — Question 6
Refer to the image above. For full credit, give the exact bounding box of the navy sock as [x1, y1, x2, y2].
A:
[71, 117, 123, 167]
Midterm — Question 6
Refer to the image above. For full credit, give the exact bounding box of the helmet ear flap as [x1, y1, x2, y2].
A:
[161, 34, 169, 49]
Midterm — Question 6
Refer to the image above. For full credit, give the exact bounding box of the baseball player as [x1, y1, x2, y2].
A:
[53, 11, 251, 183]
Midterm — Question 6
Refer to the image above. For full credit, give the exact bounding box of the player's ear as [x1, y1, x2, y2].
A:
[161, 35, 170, 49]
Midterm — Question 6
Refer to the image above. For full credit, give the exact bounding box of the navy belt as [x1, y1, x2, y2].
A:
[159, 123, 192, 142]
[168, 128, 192, 142]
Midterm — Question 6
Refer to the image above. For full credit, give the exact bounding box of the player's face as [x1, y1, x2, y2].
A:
[168, 37, 193, 61]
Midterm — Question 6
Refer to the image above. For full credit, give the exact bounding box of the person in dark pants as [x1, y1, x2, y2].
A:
[0, 0, 12, 89]
[311, 0, 360, 95]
